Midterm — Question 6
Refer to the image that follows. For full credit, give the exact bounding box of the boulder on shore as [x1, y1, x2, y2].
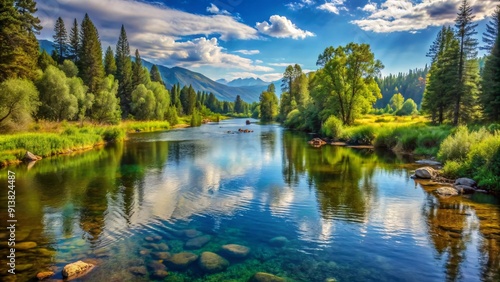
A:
[436, 187, 458, 196]
[24, 151, 42, 162]
[454, 185, 476, 194]
[248, 272, 286, 282]
[308, 138, 327, 147]
[455, 178, 477, 187]
[414, 167, 436, 179]
[62, 261, 94, 279]
[199, 252, 229, 273]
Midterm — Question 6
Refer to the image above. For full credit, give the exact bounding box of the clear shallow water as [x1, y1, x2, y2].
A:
[0, 119, 499, 281]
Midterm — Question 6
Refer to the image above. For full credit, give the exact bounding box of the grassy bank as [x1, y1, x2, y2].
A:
[0, 120, 175, 167]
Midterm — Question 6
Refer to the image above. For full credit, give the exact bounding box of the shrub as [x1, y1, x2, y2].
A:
[343, 125, 376, 145]
[321, 115, 344, 139]
[437, 126, 489, 162]
[284, 109, 301, 128]
[101, 127, 126, 142]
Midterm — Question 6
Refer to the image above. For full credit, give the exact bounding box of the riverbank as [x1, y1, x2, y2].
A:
[0, 120, 177, 167]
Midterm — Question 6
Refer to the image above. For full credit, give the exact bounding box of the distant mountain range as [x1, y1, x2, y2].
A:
[39, 39, 280, 103]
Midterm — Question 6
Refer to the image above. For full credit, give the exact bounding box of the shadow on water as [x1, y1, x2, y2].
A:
[0, 121, 499, 281]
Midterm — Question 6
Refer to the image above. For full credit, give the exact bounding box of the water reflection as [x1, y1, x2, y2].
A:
[0, 121, 499, 282]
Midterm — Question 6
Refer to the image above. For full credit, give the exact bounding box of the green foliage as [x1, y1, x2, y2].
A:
[321, 115, 344, 139]
[165, 106, 179, 125]
[52, 17, 68, 63]
[122, 120, 170, 132]
[38, 50, 56, 71]
[481, 25, 500, 122]
[59, 59, 78, 78]
[115, 25, 133, 117]
[92, 75, 121, 124]
[150, 64, 163, 85]
[259, 87, 278, 122]
[389, 93, 404, 112]
[395, 98, 418, 116]
[343, 125, 376, 145]
[68, 18, 79, 62]
[311, 43, 383, 125]
[0, 78, 39, 130]
[437, 126, 490, 162]
[375, 68, 428, 108]
[104, 46, 117, 76]
[78, 14, 104, 94]
[284, 109, 301, 128]
[190, 108, 202, 127]
[131, 84, 155, 120]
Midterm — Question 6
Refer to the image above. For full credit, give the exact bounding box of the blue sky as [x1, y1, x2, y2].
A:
[35, 0, 499, 82]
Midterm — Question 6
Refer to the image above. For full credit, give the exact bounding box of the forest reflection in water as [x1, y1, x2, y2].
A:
[0, 121, 499, 281]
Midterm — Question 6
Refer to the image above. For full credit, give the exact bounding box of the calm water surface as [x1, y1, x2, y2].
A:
[1, 119, 499, 281]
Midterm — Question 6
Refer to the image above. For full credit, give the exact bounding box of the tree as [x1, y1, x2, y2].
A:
[131, 84, 155, 120]
[150, 65, 164, 85]
[59, 59, 78, 78]
[132, 49, 147, 88]
[104, 46, 117, 76]
[115, 25, 133, 117]
[66, 75, 92, 124]
[36, 65, 78, 121]
[234, 95, 244, 114]
[389, 93, 404, 112]
[78, 14, 104, 94]
[52, 17, 68, 63]
[38, 50, 56, 71]
[92, 75, 121, 124]
[0, 78, 39, 128]
[180, 85, 196, 115]
[147, 81, 170, 120]
[482, 5, 500, 52]
[454, 0, 479, 125]
[481, 19, 500, 121]
[0, 0, 41, 81]
[311, 43, 383, 125]
[396, 98, 418, 116]
[68, 18, 79, 62]
[260, 84, 279, 122]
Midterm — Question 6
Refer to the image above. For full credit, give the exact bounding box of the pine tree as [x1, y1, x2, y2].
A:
[53, 17, 68, 64]
[234, 95, 244, 114]
[454, 0, 479, 125]
[132, 49, 146, 88]
[481, 5, 500, 52]
[104, 46, 117, 76]
[150, 65, 164, 85]
[68, 18, 79, 62]
[78, 14, 104, 94]
[481, 19, 500, 121]
[0, 0, 41, 81]
[115, 25, 133, 117]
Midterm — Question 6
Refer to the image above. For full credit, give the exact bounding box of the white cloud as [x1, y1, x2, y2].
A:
[256, 15, 315, 39]
[235, 49, 260, 55]
[269, 62, 301, 67]
[317, 0, 348, 15]
[351, 0, 499, 33]
[255, 60, 264, 64]
[286, 0, 316, 10]
[207, 3, 231, 15]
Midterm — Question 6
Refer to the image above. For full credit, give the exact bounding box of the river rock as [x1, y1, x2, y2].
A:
[184, 229, 203, 238]
[24, 151, 42, 161]
[147, 260, 166, 271]
[62, 261, 94, 279]
[415, 159, 441, 166]
[454, 185, 476, 194]
[16, 241, 37, 250]
[269, 236, 288, 247]
[248, 272, 286, 282]
[129, 266, 147, 276]
[157, 242, 169, 251]
[164, 252, 198, 269]
[455, 178, 477, 187]
[36, 271, 55, 280]
[185, 235, 211, 249]
[151, 251, 171, 260]
[436, 187, 458, 196]
[144, 236, 155, 242]
[152, 270, 169, 279]
[139, 249, 151, 256]
[221, 244, 250, 258]
[198, 252, 229, 273]
[415, 167, 436, 179]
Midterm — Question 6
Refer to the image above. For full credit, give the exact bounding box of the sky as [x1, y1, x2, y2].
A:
[35, 0, 499, 82]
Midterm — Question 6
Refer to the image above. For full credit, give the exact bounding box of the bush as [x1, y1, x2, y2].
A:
[284, 109, 301, 128]
[321, 115, 344, 139]
[437, 126, 489, 162]
[101, 127, 126, 142]
[343, 125, 375, 145]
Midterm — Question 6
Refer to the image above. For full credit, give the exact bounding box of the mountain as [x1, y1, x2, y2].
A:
[227, 77, 268, 87]
[39, 39, 55, 54]
[216, 78, 229, 85]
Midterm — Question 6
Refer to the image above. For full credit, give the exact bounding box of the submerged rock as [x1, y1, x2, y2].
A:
[152, 269, 169, 279]
[221, 244, 250, 258]
[269, 236, 288, 247]
[248, 272, 286, 282]
[62, 261, 94, 279]
[436, 187, 458, 196]
[415, 167, 436, 179]
[16, 241, 37, 250]
[184, 229, 203, 238]
[415, 159, 441, 166]
[147, 260, 167, 271]
[454, 185, 476, 194]
[36, 271, 55, 280]
[157, 242, 169, 251]
[129, 266, 147, 276]
[151, 251, 171, 260]
[185, 235, 211, 249]
[455, 178, 477, 187]
[199, 252, 229, 273]
[164, 252, 198, 269]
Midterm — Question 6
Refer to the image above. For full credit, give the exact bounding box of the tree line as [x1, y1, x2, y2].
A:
[0, 1, 252, 132]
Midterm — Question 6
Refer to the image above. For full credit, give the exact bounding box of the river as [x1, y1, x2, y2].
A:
[0, 119, 499, 281]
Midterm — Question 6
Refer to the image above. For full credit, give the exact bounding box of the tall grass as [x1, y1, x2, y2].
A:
[121, 121, 170, 132]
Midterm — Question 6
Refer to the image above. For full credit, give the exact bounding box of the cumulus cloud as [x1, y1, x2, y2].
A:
[317, 0, 348, 15]
[269, 62, 301, 67]
[352, 0, 499, 33]
[235, 50, 261, 55]
[34, 0, 272, 72]
[256, 15, 315, 39]
[207, 3, 231, 15]
[286, 0, 316, 10]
